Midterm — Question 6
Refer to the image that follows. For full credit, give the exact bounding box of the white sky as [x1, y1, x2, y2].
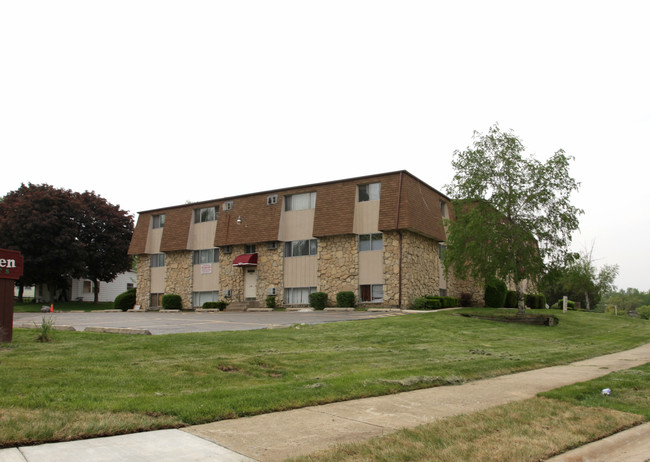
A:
[1, 1, 648, 291]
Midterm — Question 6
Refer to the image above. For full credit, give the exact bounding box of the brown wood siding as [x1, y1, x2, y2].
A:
[160, 207, 193, 252]
[398, 174, 447, 241]
[312, 182, 357, 237]
[128, 213, 151, 255]
[214, 194, 283, 246]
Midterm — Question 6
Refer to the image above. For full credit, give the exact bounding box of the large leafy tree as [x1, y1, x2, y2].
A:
[0, 184, 133, 303]
[444, 124, 583, 314]
[561, 246, 618, 310]
[77, 191, 134, 303]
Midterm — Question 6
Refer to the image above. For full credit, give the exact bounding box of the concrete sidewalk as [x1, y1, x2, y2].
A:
[2, 343, 649, 462]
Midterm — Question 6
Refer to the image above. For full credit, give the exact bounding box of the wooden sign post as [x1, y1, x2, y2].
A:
[0, 249, 24, 343]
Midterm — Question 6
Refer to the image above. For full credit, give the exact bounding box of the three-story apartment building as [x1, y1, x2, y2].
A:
[127, 171, 482, 309]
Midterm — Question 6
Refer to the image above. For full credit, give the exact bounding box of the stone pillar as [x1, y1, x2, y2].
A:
[317, 235, 358, 306]
[135, 254, 151, 310]
[164, 251, 193, 309]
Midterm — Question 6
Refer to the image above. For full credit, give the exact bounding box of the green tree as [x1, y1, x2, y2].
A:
[562, 246, 618, 310]
[444, 124, 583, 314]
[0, 184, 133, 304]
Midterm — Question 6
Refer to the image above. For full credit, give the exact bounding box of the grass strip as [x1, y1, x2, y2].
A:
[292, 362, 650, 461]
[290, 398, 642, 462]
[1, 309, 649, 447]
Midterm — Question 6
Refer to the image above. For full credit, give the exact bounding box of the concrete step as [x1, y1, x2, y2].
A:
[225, 300, 260, 312]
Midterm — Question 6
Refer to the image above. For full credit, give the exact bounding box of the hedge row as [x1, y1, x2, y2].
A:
[411, 295, 459, 310]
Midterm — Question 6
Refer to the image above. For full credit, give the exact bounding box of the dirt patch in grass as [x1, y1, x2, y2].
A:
[291, 397, 642, 462]
[0, 407, 183, 448]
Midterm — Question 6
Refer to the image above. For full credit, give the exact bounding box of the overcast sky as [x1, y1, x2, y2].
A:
[1, 1, 648, 291]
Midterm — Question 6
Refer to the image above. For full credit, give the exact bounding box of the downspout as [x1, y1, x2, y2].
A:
[396, 172, 404, 308]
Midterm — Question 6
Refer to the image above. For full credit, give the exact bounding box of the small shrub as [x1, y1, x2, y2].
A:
[114, 288, 136, 311]
[411, 296, 442, 310]
[202, 301, 228, 311]
[505, 290, 518, 308]
[36, 316, 55, 343]
[459, 292, 474, 307]
[538, 293, 547, 310]
[336, 291, 356, 308]
[309, 292, 328, 310]
[637, 305, 650, 320]
[526, 294, 539, 309]
[265, 296, 277, 309]
[162, 294, 182, 310]
[484, 279, 507, 308]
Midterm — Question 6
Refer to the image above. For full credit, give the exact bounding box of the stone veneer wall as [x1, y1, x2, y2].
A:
[255, 244, 284, 304]
[317, 235, 358, 306]
[399, 230, 439, 306]
[446, 271, 485, 307]
[164, 251, 193, 309]
[218, 247, 243, 302]
[383, 231, 401, 307]
[136, 254, 151, 309]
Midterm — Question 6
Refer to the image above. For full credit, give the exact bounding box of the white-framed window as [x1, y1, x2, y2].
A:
[267, 194, 278, 205]
[245, 244, 256, 254]
[440, 200, 449, 218]
[151, 253, 165, 268]
[150, 293, 163, 307]
[284, 239, 317, 257]
[194, 206, 218, 223]
[439, 243, 447, 261]
[284, 287, 317, 304]
[223, 201, 233, 211]
[285, 192, 316, 211]
[83, 280, 93, 293]
[192, 291, 220, 307]
[358, 183, 381, 202]
[359, 233, 383, 251]
[193, 248, 219, 264]
[221, 245, 233, 254]
[152, 214, 165, 229]
[360, 284, 383, 302]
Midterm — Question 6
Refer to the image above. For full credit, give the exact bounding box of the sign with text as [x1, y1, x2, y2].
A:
[0, 249, 23, 280]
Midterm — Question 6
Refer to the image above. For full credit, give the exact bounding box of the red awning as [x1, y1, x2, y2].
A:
[232, 253, 258, 267]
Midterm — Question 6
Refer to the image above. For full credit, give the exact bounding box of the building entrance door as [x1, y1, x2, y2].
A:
[244, 269, 257, 299]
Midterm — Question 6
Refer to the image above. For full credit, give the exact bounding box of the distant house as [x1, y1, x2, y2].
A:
[33, 271, 137, 303]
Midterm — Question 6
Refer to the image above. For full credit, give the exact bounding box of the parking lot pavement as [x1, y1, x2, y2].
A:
[13, 310, 407, 335]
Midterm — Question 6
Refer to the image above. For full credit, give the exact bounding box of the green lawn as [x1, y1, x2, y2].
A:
[13, 301, 115, 312]
[1, 308, 649, 447]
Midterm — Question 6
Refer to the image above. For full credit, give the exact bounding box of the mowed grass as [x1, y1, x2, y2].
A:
[1, 309, 649, 447]
[13, 301, 115, 312]
[292, 363, 650, 462]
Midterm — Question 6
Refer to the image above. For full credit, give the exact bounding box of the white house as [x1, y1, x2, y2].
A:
[34, 271, 137, 303]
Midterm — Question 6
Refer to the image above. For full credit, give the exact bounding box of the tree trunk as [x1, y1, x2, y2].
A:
[93, 280, 100, 304]
[17, 283, 24, 303]
[516, 280, 525, 315]
[584, 290, 591, 311]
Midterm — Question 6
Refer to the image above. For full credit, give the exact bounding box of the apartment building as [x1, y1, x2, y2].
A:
[127, 171, 482, 310]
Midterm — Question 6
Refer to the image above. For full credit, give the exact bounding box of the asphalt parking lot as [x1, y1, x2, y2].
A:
[13, 310, 407, 335]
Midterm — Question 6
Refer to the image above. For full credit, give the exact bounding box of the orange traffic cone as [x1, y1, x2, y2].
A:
[50, 304, 53, 312]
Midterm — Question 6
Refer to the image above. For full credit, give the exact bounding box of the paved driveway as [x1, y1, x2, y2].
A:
[13, 310, 407, 335]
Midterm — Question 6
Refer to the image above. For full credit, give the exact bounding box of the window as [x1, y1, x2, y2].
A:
[150, 293, 163, 307]
[284, 287, 316, 304]
[360, 284, 383, 302]
[192, 291, 220, 307]
[245, 244, 256, 254]
[151, 253, 165, 267]
[358, 183, 381, 202]
[267, 194, 278, 205]
[221, 245, 233, 254]
[440, 201, 449, 218]
[194, 206, 218, 223]
[223, 201, 233, 211]
[284, 239, 317, 257]
[193, 248, 219, 264]
[83, 280, 93, 293]
[359, 233, 383, 251]
[152, 214, 165, 228]
[439, 243, 447, 261]
[285, 192, 316, 211]
[439, 288, 448, 297]
[126, 283, 134, 290]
